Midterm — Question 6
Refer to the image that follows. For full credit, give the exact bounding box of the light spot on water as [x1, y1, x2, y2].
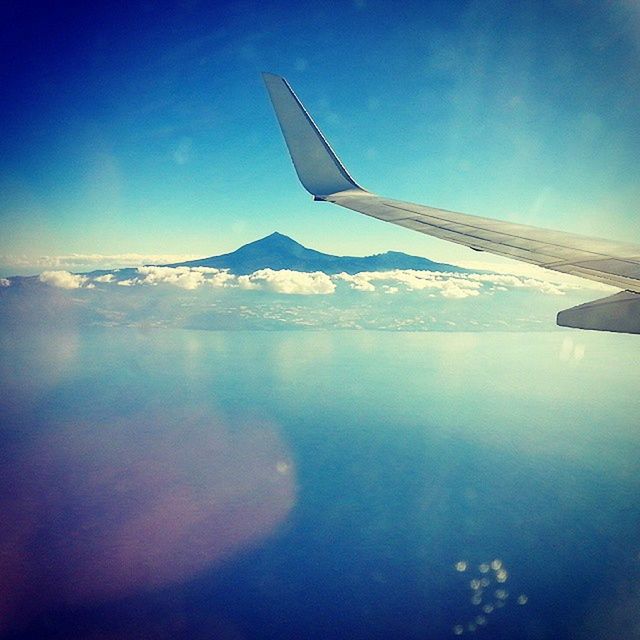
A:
[559, 337, 573, 361]
[276, 461, 290, 475]
[559, 337, 585, 362]
[453, 624, 464, 635]
[454, 556, 528, 632]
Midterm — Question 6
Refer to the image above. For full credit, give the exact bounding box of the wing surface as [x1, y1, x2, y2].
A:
[263, 73, 640, 333]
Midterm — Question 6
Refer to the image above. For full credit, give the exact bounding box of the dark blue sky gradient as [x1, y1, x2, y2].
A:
[1, 0, 639, 267]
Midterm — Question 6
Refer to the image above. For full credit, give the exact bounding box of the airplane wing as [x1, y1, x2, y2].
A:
[262, 73, 640, 334]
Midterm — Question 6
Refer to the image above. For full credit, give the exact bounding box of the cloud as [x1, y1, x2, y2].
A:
[466, 273, 577, 295]
[334, 273, 376, 292]
[130, 266, 237, 290]
[94, 274, 115, 283]
[335, 270, 482, 298]
[238, 269, 335, 295]
[136, 266, 207, 290]
[38, 271, 89, 289]
[334, 269, 585, 298]
[441, 282, 480, 299]
[201, 269, 237, 288]
[109, 266, 336, 295]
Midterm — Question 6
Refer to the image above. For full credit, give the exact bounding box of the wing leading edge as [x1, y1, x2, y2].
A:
[263, 73, 640, 334]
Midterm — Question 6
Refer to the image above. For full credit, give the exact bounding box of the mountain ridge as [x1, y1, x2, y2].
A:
[4, 233, 474, 282]
[158, 232, 471, 275]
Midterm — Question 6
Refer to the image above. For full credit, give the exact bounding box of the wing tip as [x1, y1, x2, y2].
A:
[262, 71, 364, 197]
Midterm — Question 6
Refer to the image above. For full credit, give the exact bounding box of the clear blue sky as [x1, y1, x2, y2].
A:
[1, 0, 639, 273]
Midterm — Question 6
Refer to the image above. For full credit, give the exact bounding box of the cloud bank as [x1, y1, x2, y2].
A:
[73, 265, 588, 298]
[238, 269, 335, 295]
[39, 271, 92, 289]
[108, 266, 336, 295]
[25, 264, 592, 304]
[336, 270, 483, 299]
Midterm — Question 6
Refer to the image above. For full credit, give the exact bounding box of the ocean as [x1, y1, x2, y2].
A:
[1, 328, 639, 639]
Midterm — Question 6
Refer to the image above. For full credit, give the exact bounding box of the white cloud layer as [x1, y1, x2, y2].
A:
[80, 265, 589, 299]
[137, 266, 207, 290]
[238, 269, 335, 294]
[39, 271, 91, 289]
[104, 266, 336, 295]
[135, 266, 238, 290]
[334, 269, 581, 298]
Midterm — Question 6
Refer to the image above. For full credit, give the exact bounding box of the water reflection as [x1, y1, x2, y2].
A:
[0, 329, 79, 413]
[0, 407, 295, 633]
[452, 558, 527, 634]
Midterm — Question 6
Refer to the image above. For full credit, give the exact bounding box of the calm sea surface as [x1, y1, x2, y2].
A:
[1, 328, 639, 639]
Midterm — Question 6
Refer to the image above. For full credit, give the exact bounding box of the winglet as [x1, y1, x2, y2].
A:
[262, 73, 365, 198]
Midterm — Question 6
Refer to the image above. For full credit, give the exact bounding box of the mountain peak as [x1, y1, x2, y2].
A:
[234, 232, 312, 256]
[266, 231, 289, 240]
[246, 231, 302, 247]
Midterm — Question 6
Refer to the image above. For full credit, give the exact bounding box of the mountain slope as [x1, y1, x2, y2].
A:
[162, 232, 470, 275]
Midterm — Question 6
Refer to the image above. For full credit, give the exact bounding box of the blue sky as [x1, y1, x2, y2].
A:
[1, 0, 639, 275]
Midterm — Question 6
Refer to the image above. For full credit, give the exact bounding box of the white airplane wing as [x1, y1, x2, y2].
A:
[263, 73, 640, 334]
